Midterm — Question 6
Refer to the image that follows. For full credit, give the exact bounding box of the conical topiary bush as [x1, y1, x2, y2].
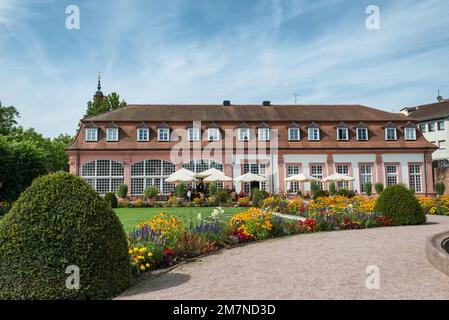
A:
[0, 172, 133, 299]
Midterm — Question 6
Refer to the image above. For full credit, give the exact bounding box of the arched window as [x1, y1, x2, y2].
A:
[81, 160, 124, 195]
[131, 159, 176, 195]
[183, 159, 225, 188]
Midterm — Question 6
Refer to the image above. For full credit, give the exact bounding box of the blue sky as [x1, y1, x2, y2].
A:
[1, 0, 448, 137]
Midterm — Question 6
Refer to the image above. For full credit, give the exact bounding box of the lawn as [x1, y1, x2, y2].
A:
[115, 206, 247, 232]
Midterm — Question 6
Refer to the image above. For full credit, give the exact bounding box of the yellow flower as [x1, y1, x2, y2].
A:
[145, 263, 150, 268]
[148, 252, 153, 257]
[140, 265, 146, 271]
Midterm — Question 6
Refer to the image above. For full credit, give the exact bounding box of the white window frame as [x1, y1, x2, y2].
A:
[106, 127, 119, 142]
[428, 122, 435, 132]
[409, 164, 422, 193]
[337, 128, 349, 141]
[207, 128, 220, 141]
[85, 128, 98, 142]
[386, 165, 398, 186]
[336, 164, 350, 189]
[438, 121, 445, 131]
[258, 128, 270, 141]
[356, 128, 368, 141]
[308, 128, 320, 141]
[385, 128, 397, 141]
[404, 127, 416, 141]
[238, 128, 250, 141]
[288, 128, 300, 141]
[137, 128, 149, 142]
[419, 124, 426, 133]
[359, 164, 372, 193]
[188, 127, 200, 141]
[158, 128, 170, 142]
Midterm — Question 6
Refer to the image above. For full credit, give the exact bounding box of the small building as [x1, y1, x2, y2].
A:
[401, 92, 449, 192]
[66, 88, 437, 197]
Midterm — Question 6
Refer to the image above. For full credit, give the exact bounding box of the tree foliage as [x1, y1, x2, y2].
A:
[0, 102, 20, 135]
[84, 92, 127, 118]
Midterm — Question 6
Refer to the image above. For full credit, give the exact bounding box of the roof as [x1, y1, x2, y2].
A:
[406, 100, 449, 121]
[82, 104, 410, 123]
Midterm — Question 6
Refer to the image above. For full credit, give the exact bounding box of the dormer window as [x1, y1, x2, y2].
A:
[404, 127, 416, 140]
[208, 128, 220, 141]
[288, 123, 300, 141]
[188, 127, 200, 141]
[85, 128, 98, 142]
[158, 128, 170, 141]
[308, 123, 320, 141]
[336, 122, 349, 141]
[355, 122, 368, 141]
[385, 128, 397, 140]
[136, 123, 150, 142]
[238, 128, 250, 141]
[106, 127, 119, 142]
[257, 123, 270, 141]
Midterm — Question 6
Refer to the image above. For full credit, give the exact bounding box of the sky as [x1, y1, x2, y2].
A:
[0, 0, 448, 138]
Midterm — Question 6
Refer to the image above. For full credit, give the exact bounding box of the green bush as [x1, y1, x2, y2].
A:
[364, 182, 373, 196]
[374, 184, 426, 226]
[374, 183, 384, 194]
[0, 172, 133, 299]
[435, 182, 445, 196]
[336, 188, 349, 197]
[209, 183, 218, 196]
[313, 189, 326, 199]
[329, 182, 337, 196]
[116, 183, 128, 198]
[310, 182, 319, 194]
[216, 189, 231, 205]
[251, 188, 268, 207]
[175, 183, 185, 197]
[104, 192, 118, 208]
[144, 186, 158, 198]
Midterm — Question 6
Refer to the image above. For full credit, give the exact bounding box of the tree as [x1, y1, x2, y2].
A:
[84, 92, 126, 118]
[0, 102, 20, 135]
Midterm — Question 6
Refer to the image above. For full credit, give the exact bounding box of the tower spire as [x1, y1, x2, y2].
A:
[93, 71, 104, 100]
[437, 88, 443, 102]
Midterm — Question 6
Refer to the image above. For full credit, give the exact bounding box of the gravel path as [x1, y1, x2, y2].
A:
[118, 215, 449, 300]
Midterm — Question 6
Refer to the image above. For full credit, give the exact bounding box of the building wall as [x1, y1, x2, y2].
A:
[418, 118, 449, 160]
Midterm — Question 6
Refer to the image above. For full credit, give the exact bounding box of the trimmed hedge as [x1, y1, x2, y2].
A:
[0, 172, 133, 299]
[374, 184, 426, 226]
[104, 192, 118, 208]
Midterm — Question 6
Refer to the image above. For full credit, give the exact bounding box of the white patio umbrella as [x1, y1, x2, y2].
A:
[203, 172, 233, 183]
[196, 168, 224, 178]
[285, 173, 320, 182]
[165, 168, 198, 183]
[234, 173, 267, 196]
[234, 172, 268, 183]
[322, 173, 354, 183]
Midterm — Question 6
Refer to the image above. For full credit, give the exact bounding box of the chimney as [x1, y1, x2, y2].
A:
[262, 100, 271, 106]
[223, 100, 231, 106]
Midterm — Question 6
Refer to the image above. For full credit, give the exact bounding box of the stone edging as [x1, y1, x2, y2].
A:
[426, 230, 449, 277]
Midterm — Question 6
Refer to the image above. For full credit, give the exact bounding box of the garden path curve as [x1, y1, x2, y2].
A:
[118, 215, 449, 300]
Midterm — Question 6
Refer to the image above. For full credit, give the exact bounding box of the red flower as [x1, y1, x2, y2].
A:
[164, 248, 175, 256]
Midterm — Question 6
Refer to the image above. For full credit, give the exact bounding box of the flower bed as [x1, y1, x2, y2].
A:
[127, 202, 389, 277]
[417, 195, 449, 215]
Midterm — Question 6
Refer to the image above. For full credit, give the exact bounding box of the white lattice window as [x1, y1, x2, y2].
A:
[238, 128, 250, 141]
[308, 128, 320, 141]
[311, 165, 323, 189]
[131, 159, 176, 195]
[360, 164, 372, 193]
[81, 160, 124, 195]
[207, 128, 220, 141]
[336, 165, 350, 189]
[288, 128, 300, 141]
[385, 128, 397, 140]
[337, 128, 349, 141]
[287, 165, 300, 193]
[386, 165, 398, 186]
[137, 128, 149, 141]
[357, 128, 368, 141]
[158, 128, 170, 141]
[405, 128, 416, 140]
[106, 128, 119, 141]
[258, 128, 270, 141]
[409, 164, 422, 192]
[85, 128, 98, 142]
[242, 163, 269, 192]
[188, 128, 200, 141]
